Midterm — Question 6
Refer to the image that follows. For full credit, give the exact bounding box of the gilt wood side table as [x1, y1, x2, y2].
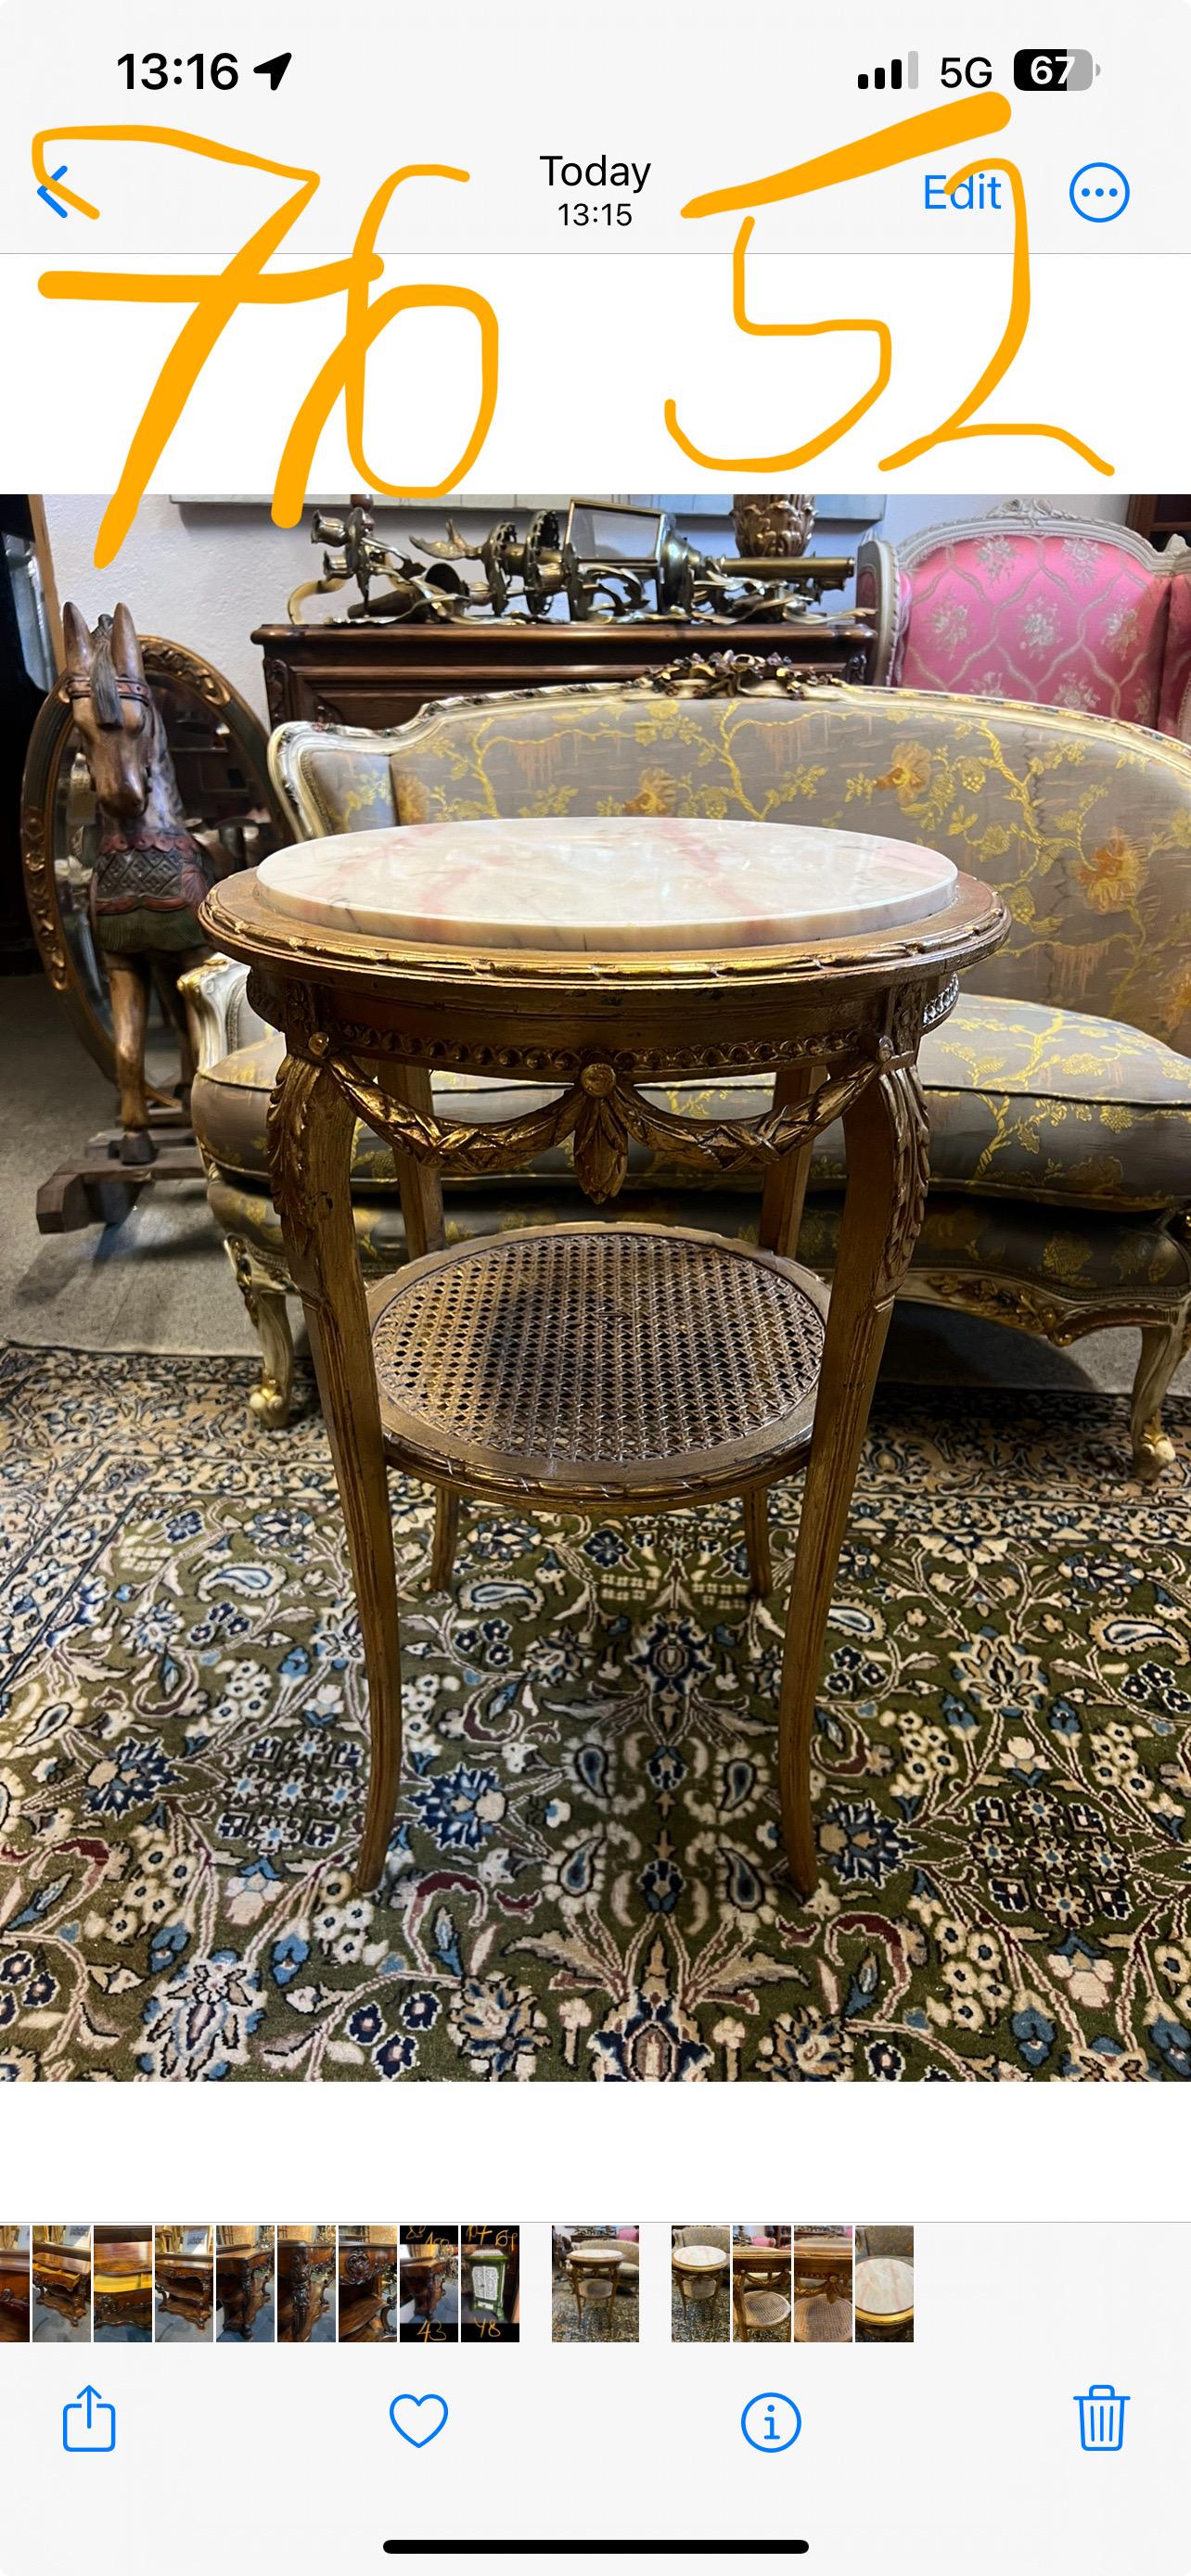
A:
[203, 814, 1006, 1896]
[854, 2255, 915, 2336]
[794, 2236, 854, 2304]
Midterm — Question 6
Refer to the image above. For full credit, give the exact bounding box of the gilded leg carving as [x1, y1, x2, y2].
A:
[1130, 1310, 1190, 1485]
[268, 1053, 403, 1892]
[224, 1238, 295, 1428]
[743, 1487, 773, 1597]
[777, 1060, 928, 1896]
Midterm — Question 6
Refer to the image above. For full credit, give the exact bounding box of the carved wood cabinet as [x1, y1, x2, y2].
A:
[216, 2243, 275, 2340]
[277, 2235, 334, 2342]
[92, 2229, 152, 2337]
[338, 2235, 400, 2342]
[254, 614, 873, 732]
[155, 2249, 214, 2331]
[32, 2236, 91, 2326]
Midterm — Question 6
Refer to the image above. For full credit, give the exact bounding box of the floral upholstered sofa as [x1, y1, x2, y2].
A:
[187, 660, 1191, 1474]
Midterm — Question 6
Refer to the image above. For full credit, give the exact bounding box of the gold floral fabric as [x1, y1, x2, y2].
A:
[389, 686, 1191, 1050]
[291, 741, 399, 836]
[826, 997, 1191, 1212]
[194, 994, 1191, 1216]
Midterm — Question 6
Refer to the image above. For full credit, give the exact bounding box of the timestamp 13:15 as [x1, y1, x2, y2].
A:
[559, 201, 634, 226]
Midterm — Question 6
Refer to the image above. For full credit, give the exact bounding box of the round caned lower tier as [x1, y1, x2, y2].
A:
[366, 1222, 829, 1508]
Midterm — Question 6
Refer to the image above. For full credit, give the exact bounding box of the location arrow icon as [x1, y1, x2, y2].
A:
[253, 52, 292, 90]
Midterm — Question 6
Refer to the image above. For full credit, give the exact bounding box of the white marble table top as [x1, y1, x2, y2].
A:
[257, 815, 956, 955]
[854, 2257, 914, 2315]
[672, 2245, 729, 2271]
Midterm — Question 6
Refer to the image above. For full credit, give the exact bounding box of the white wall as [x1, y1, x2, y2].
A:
[44, 490, 1133, 725]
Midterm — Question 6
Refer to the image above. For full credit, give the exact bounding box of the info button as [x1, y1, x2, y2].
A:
[741, 2391, 801, 2453]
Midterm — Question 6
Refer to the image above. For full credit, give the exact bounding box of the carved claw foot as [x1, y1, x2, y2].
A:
[1130, 1318, 1188, 1486]
[226, 1237, 296, 1430]
[1132, 1418, 1176, 1486]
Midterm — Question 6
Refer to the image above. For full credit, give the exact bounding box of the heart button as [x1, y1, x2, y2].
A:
[389, 2392, 449, 2448]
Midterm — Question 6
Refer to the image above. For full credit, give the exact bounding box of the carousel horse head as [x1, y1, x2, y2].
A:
[62, 599, 163, 822]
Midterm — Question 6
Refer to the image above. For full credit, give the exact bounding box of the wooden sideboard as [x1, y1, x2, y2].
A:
[277, 2237, 334, 2342]
[338, 2237, 400, 2343]
[253, 614, 874, 732]
[93, 2230, 152, 2337]
[32, 2238, 90, 2326]
[0, 2246, 31, 2342]
[155, 2249, 214, 2332]
[216, 2243, 275, 2340]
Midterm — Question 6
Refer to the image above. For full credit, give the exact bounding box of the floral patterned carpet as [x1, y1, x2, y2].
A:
[1, 1343, 1188, 2084]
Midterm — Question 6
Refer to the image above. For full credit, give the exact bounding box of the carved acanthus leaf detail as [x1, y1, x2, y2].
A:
[266, 1053, 327, 1259]
[874, 1063, 930, 1302]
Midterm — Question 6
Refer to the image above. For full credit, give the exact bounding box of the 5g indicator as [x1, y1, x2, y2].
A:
[1013, 48, 1100, 91]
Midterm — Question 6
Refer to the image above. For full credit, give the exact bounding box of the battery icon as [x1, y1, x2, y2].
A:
[1014, 47, 1099, 90]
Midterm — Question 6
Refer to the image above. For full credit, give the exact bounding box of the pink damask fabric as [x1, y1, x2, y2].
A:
[891, 529, 1172, 724]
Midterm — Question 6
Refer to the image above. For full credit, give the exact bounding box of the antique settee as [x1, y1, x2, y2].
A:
[187, 660, 1191, 1477]
[857, 501, 1191, 738]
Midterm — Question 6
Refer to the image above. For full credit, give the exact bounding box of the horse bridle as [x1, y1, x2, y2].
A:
[65, 675, 157, 711]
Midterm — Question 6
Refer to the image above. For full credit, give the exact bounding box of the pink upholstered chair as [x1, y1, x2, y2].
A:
[859, 501, 1191, 740]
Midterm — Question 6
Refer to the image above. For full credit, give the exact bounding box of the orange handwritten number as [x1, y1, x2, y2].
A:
[32, 127, 499, 566]
[667, 96, 1111, 477]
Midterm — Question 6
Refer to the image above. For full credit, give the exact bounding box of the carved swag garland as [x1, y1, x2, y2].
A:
[260, 990, 941, 1248]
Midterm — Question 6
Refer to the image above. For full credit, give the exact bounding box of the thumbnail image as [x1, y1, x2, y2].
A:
[216, 2225, 275, 2342]
[339, 2225, 402, 2343]
[400, 2229, 459, 2342]
[793, 2225, 853, 2343]
[552, 2226, 640, 2343]
[93, 2225, 153, 2343]
[732, 2226, 792, 2343]
[461, 2227, 519, 2341]
[855, 2226, 915, 2342]
[31, 2226, 91, 2343]
[0, 2227, 31, 2343]
[154, 2225, 215, 2343]
[277, 2225, 336, 2343]
[671, 2225, 731, 2342]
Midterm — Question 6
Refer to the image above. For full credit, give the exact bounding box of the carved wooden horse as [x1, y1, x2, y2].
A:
[62, 602, 216, 1163]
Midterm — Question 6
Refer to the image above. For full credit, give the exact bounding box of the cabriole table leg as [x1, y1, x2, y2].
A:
[269, 1052, 403, 1892]
[777, 1061, 929, 1895]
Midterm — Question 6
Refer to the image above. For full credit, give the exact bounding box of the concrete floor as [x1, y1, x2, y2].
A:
[30, 2289, 90, 2345]
[0, 976, 258, 1360]
[2, 970, 1184, 1398]
[154, 2305, 213, 2344]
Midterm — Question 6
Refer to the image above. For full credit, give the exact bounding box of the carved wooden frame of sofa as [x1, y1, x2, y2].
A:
[186, 656, 1191, 1477]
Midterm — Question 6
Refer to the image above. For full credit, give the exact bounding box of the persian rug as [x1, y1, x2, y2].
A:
[0, 1343, 1187, 2084]
[552, 2278, 639, 2343]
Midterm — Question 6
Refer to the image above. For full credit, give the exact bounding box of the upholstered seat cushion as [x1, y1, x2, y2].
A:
[206, 1168, 1191, 1311]
[192, 995, 1191, 1217]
